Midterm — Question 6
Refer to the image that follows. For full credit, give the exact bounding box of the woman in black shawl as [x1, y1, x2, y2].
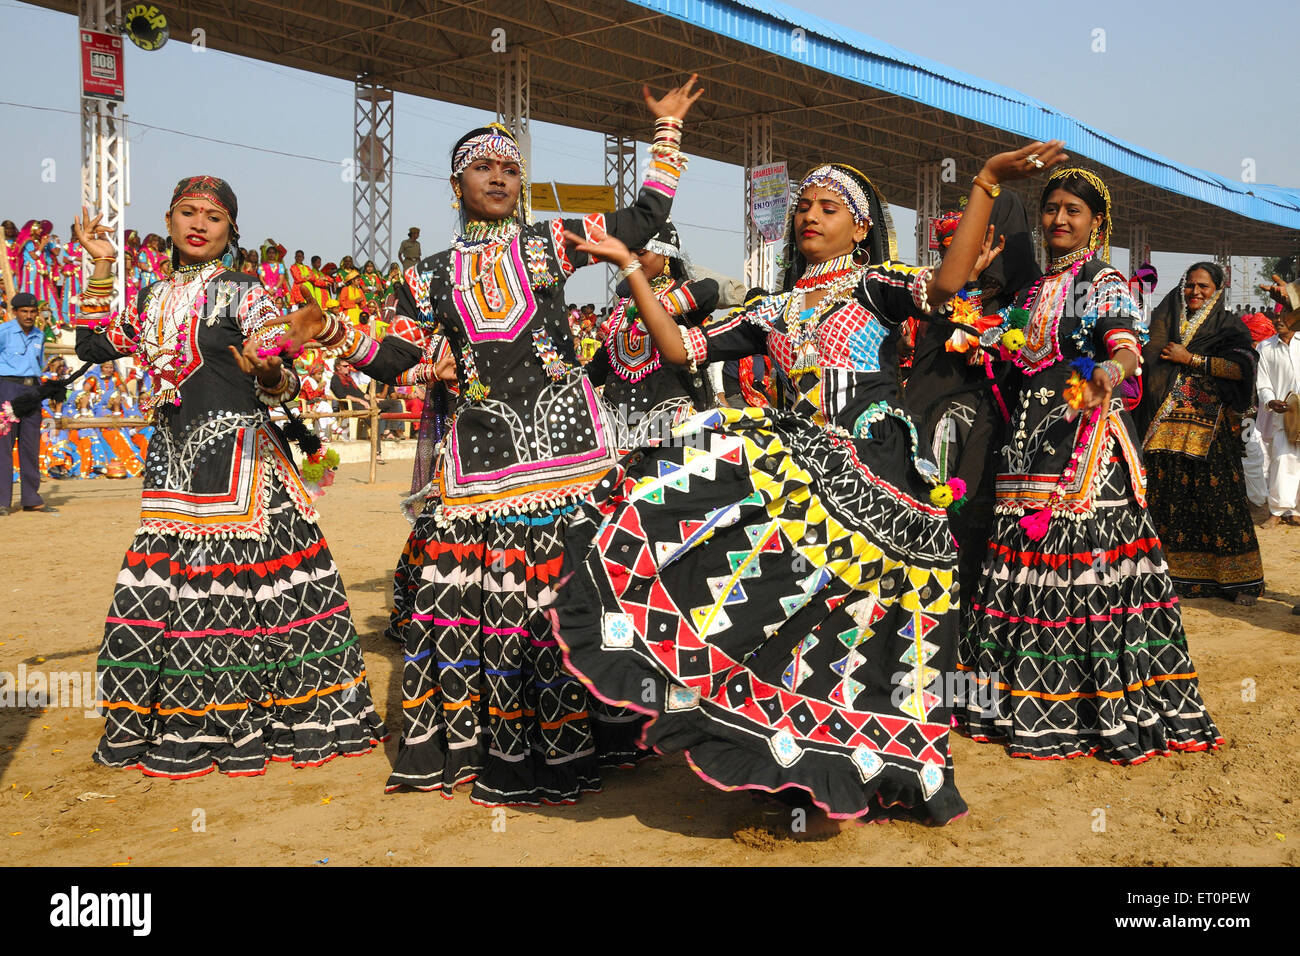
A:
[1142, 262, 1263, 603]
[903, 191, 1041, 609]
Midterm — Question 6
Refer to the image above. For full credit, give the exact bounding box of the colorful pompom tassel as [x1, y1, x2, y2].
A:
[929, 477, 968, 510]
[1000, 329, 1026, 353]
[1019, 506, 1053, 541]
[1069, 356, 1096, 380]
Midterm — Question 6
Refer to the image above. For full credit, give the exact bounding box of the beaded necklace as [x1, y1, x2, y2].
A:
[460, 219, 520, 244]
[793, 253, 856, 290]
[136, 259, 224, 414]
[1047, 244, 1095, 273]
[782, 261, 867, 374]
[449, 220, 521, 307]
[1012, 254, 1091, 375]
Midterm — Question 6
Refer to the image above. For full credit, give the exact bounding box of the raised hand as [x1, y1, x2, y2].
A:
[1259, 274, 1290, 306]
[281, 300, 327, 356]
[643, 73, 704, 121]
[72, 207, 117, 260]
[970, 226, 1005, 283]
[562, 230, 634, 269]
[983, 140, 1069, 184]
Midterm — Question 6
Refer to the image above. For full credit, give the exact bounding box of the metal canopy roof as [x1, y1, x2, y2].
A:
[37, 0, 1300, 256]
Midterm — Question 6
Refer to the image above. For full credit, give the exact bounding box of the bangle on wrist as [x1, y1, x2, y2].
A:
[1096, 359, 1125, 389]
[972, 174, 1000, 199]
[618, 260, 643, 280]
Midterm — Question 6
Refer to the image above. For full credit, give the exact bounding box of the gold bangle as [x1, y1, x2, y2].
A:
[972, 175, 1001, 199]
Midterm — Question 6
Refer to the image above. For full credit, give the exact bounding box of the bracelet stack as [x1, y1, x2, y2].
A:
[81, 274, 115, 316]
[255, 367, 296, 406]
[618, 260, 643, 281]
[645, 117, 687, 198]
[1096, 359, 1126, 390]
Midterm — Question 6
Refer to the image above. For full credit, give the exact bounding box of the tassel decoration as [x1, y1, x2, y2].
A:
[1019, 506, 1053, 541]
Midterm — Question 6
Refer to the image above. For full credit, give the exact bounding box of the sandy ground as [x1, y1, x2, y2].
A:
[1, 464, 1296, 867]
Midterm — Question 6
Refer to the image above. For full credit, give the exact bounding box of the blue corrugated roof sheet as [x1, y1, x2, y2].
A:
[627, 0, 1300, 230]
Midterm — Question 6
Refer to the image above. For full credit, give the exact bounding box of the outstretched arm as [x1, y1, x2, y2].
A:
[929, 141, 1069, 305]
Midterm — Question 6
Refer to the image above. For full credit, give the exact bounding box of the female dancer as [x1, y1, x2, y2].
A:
[904, 193, 1040, 621]
[284, 78, 703, 805]
[74, 176, 387, 778]
[553, 142, 1065, 824]
[957, 168, 1222, 762]
[1142, 263, 1261, 603]
[585, 217, 720, 447]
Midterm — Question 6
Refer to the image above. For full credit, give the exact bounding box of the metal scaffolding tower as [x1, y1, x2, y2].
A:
[1128, 223, 1150, 272]
[352, 80, 393, 266]
[496, 47, 532, 173]
[79, 0, 126, 315]
[604, 133, 636, 303]
[914, 164, 940, 268]
[743, 114, 776, 291]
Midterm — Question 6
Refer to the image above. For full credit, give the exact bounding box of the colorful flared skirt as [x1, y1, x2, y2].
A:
[958, 452, 1223, 762]
[384, 502, 645, 805]
[1146, 425, 1264, 599]
[555, 406, 969, 823]
[385, 511, 434, 645]
[94, 486, 388, 778]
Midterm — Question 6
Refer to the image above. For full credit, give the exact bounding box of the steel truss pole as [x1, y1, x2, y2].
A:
[604, 133, 635, 305]
[495, 47, 531, 174]
[80, 0, 125, 316]
[1128, 223, 1150, 272]
[352, 80, 394, 266]
[743, 114, 774, 291]
[1213, 238, 1232, 299]
[914, 164, 940, 268]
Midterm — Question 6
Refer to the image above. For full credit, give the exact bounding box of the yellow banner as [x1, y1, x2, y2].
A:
[554, 183, 616, 214]
[531, 181, 560, 212]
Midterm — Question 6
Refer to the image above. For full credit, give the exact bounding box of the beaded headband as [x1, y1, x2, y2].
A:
[1045, 166, 1112, 261]
[797, 165, 872, 227]
[452, 124, 525, 177]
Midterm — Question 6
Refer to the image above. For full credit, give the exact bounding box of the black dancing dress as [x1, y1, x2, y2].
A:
[75, 261, 387, 778]
[555, 261, 971, 823]
[957, 253, 1223, 762]
[321, 140, 688, 804]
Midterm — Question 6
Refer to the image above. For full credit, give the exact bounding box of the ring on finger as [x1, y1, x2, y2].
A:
[1027, 154, 1044, 169]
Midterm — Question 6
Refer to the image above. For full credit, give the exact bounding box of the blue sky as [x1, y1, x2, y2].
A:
[1, 0, 1295, 308]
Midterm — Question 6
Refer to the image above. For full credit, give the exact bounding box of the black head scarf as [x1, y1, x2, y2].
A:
[167, 175, 240, 268]
[978, 190, 1041, 312]
[1139, 263, 1258, 434]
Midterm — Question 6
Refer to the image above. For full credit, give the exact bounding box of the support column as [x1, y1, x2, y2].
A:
[1214, 239, 1232, 296]
[352, 81, 394, 266]
[80, 0, 126, 315]
[496, 48, 531, 174]
[913, 164, 940, 268]
[604, 133, 636, 304]
[1127, 223, 1150, 272]
[743, 114, 775, 291]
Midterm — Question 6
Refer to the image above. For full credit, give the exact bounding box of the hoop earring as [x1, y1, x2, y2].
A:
[851, 242, 870, 266]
